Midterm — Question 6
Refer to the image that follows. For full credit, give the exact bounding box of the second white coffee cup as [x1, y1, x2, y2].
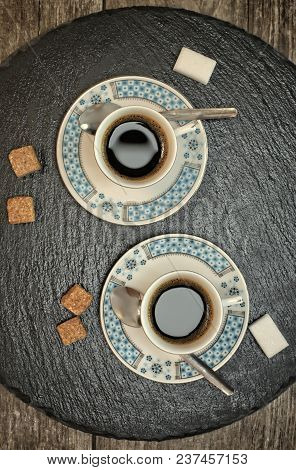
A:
[140, 271, 242, 355]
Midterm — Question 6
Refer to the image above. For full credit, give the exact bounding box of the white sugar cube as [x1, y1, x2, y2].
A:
[249, 314, 289, 358]
[173, 47, 217, 85]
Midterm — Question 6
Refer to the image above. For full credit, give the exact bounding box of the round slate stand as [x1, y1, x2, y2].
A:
[0, 7, 295, 441]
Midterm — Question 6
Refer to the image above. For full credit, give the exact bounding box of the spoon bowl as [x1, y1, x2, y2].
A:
[110, 286, 142, 328]
[79, 102, 120, 135]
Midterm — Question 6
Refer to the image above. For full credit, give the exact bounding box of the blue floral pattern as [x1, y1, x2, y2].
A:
[104, 282, 142, 366]
[114, 248, 147, 281]
[90, 94, 101, 104]
[63, 115, 93, 198]
[180, 315, 245, 378]
[125, 164, 199, 222]
[89, 195, 123, 220]
[101, 235, 248, 383]
[62, 83, 113, 199]
[140, 356, 173, 380]
[179, 128, 205, 162]
[77, 84, 113, 111]
[229, 287, 240, 296]
[113, 79, 187, 111]
[145, 237, 231, 274]
[59, 77, 207, 225]
[123, 126, 206, 223]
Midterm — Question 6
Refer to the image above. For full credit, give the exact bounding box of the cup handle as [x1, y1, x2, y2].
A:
[173, 121, 197, 137]
[222, 295, 243, 308]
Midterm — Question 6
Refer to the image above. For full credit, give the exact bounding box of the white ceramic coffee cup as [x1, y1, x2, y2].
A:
[94, 105, 192, 189]
[140, 271, 242, 355]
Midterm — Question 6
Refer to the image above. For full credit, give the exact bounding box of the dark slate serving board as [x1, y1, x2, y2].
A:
[0, 7, 295, 440]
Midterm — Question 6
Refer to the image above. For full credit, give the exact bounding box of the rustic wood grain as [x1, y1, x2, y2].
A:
[39, 0, 103, 34]
[0, 0, 295, 450]
[248, 0, 296, 64]
[0, 385, 91, 450]
[0, 0, 39, 63]
[105, 0, 249, 29]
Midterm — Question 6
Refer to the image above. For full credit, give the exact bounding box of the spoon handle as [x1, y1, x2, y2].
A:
[182, 354, 234, 396]
[162, 107, 237, 121]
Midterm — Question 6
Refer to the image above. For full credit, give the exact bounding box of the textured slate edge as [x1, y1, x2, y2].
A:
[1, 7, 296, 70]
[1, 373, 295, 441]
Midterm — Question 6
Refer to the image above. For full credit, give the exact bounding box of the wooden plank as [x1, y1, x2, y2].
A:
[39, 0, 103, 34]
[105, 0, 249, 29]
[248, 0, 296, 63]
[0, 1, 104, 64]
[0, 385, 92, 450]
[96, 385, 296, 449]
[0, 0, 39, 63]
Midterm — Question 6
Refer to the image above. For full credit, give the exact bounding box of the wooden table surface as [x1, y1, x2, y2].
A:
[0, 0, 295, 450]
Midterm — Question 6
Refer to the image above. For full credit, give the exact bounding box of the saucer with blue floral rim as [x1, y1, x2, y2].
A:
[56, 76, 208, 225]
[100, 234, 249, 384]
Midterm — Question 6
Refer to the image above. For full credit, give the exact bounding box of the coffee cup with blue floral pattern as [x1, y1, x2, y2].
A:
[94, 105, 195, 189]
[140, 270, 243, 355]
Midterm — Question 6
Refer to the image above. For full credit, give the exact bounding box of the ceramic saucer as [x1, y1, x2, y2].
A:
[56, 76, 208, 225]
[100, 234, 249, 384]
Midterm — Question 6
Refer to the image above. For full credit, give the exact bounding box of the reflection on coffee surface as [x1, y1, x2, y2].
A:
[149, 279, 213, 344]
[153, 286, 206, 338]
[104, 116, 166, 178]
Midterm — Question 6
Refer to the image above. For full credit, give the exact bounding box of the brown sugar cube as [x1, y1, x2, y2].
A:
[8, 145, 41, 177]
[7, 196, 36, 224]
[57, 317, 87, 346]
[61, 284, 93, 315]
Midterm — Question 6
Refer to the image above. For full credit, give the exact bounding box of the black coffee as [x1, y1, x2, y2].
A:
[106, 120, 162, 177]
[152, 285, 207, 340]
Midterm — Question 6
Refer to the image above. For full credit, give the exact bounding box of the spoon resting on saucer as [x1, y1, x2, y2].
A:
[110, 286, 234, 396]
[79, 103, 238, 135]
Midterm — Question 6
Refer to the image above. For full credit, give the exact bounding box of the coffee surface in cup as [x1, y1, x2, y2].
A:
[106, 119, 162, 178]
[153, 286, 206, 339]
[148, 278, 214, 345]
